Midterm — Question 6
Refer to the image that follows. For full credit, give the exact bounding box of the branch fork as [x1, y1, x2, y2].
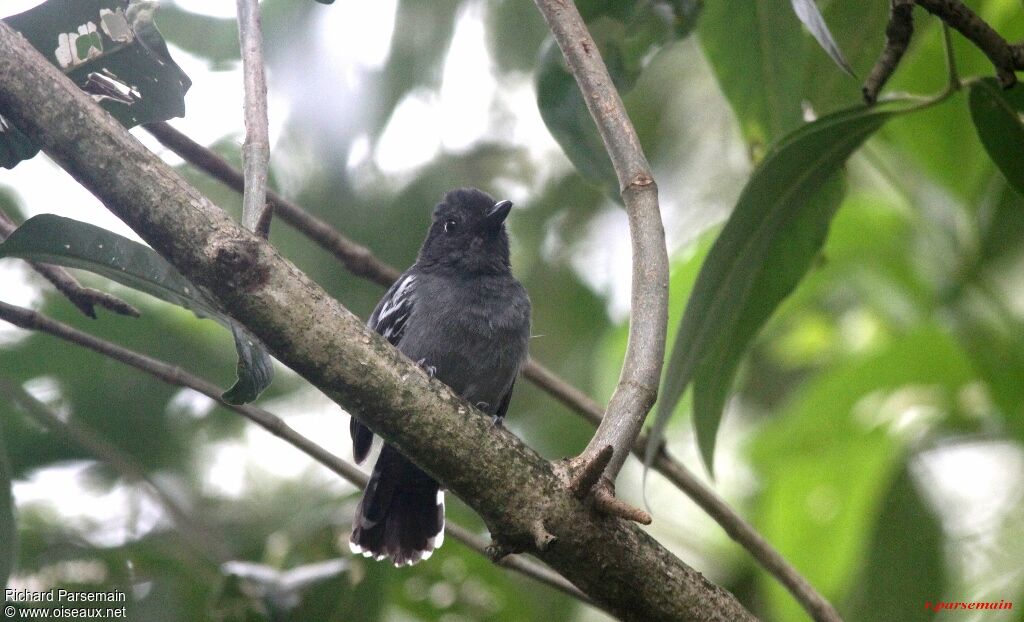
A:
[864, 0, 1023, 104]
[566, 445, 652, 525]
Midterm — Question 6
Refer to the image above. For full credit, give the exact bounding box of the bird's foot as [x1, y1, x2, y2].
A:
[416, 358, 436, 378]
[485, 536, 523, 563]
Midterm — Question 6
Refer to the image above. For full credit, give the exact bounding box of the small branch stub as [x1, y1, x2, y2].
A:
[570, 444, 614, 499]
[594, 478, 652, 525]
[568, 446, 652, 525]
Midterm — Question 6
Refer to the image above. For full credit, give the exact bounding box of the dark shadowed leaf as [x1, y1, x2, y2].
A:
[790, 0, 853, 77]
[1, 0, 191, 168]
[0, 424, 15, 590]
[222, 323, 275, 405]
[536, 0, 700, 194]
[536, 42, 618, 196]
[650, 105, 896, 475]
[845, 462, 945, 622]
[969, 79, 1024, 197]
[0, 215, 273, 403]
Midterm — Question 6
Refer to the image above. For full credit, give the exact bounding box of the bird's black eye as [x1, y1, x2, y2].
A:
[443, 219, 458, 233]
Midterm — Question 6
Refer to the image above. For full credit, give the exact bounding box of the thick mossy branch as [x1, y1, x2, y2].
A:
[0, 22, 753, 622]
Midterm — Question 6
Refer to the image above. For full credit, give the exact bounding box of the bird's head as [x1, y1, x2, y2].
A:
[417, 188, 514, 275]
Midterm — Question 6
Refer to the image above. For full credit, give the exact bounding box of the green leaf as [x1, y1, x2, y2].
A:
[0, 215, 273, 403]
[0, 423, 15, 590]
[790, 0, 853, 77]
[969, 79, 1024, 197]
[652, 105, 896, 475]
[699, 0, 806, 151]
[1, 0, 191, 168]
[845, 463, 945, 622]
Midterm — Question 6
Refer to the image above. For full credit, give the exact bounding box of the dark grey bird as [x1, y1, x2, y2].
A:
[349, 188, 531, 566]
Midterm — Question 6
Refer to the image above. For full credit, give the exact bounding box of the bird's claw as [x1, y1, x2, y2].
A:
[416, 358, 436, 378]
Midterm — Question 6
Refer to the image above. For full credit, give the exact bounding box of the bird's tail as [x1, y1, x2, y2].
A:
[349, 444, 445, 566]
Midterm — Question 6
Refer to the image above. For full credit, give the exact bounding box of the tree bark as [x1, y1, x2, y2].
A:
[0, 23, 755, 622]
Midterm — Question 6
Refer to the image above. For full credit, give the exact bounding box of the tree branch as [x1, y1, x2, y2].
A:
[143, 119, 838, 620]
[0, 23, 754, 620]
[0, 207, 139, 319]
[864, 0, 1022, 103]
[532, 0, 669, 516]
[863, 0, 915, 104]
[916, 0, 1017, 87]
[0, 300, 592, 609]
[143, 121, 401, 286]
[234, 0, 271, 237]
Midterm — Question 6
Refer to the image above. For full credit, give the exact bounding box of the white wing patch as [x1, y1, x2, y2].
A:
[373, 274, 416, 344]
[378, 275, 415, 321]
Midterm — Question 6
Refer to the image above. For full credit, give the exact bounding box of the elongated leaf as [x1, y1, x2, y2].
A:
[2, 0, 191, 168]
[0, 423, 15, 590]
[651, 105, 896, 475]
[846, 463, 945, 622]
[699, 0, 806, 150]
[969, 79, 1024, 197]
[0, 215, 273, 403]
[790, 0, 853, 77]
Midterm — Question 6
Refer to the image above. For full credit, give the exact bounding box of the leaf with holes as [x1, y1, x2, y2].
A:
[969, 79, 1024, 197]
[0, 215, 273, 403]
[790, 0, 853, 77]
[1, 0, 191, 168]
[649, 104, 897, 475]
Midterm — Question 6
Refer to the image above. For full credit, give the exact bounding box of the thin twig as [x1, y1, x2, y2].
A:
[0, 300, 593, 609]
[235, 0, 271, 237]
[143, 121, 400, 286]
[865, 0, 1022, 103]
[863, 0, 916, 104]
[654, 458, 842, 622]
[916, 0, 1017, 87]
[0, 378, 229, 563]
[533, 0, 669, 515]
[0, 207, 139, 318]
[142, 120, 833, 621]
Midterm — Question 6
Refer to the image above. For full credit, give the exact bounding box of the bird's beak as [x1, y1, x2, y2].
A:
[485, 200, 513, 229]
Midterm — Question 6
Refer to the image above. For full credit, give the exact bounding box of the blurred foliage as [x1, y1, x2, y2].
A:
[0, 0, 1023, 621]
[0, 215, 274, 404]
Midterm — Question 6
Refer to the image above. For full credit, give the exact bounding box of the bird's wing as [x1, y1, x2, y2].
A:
[350, 272, 418, 463]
